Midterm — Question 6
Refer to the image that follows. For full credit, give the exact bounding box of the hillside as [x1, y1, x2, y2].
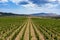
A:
[0, 12, 28, 16]
[31, 13, 58, 16]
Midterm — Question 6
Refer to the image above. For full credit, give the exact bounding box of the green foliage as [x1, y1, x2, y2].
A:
[32, 18, 60, 40]
[0, 16, 27, 40]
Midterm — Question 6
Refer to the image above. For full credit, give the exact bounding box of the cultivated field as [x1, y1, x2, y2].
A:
[0, 16, 60, 40]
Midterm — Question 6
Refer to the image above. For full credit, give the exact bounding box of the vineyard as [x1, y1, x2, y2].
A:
[0, 16, 60, 40]
[32, 18, 60, 40]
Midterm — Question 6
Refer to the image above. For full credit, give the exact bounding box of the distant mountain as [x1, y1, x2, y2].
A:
[0, 12, 60, 17]
[0, 12, 16, 16]
[31, 13, 58, 16]
[0, 12, 27, 16]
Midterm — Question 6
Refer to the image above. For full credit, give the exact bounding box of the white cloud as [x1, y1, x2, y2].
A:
[58, 0, 60, 1]
[0, 0, 8, 2]
[22, 3, 36, 8]
[48, 0, 60, 4]
[10, 0, 28, 3]
[10, 0, 22, 3]
[0, 0, 29, 3]
[21, 1, 42, 11]
[44, 3, 58, 8]
[21, 2, 58, 10]
[9, 0, 29, 5]
[48, 0, 57, 2]
[57, 0, 60, 4]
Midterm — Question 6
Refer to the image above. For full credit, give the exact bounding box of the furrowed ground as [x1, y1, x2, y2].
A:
[32, 18, 60, 40]
[0, 16, 60, 40]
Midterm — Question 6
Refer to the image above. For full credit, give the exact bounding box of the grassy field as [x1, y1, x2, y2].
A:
[0, 16, 60, 40]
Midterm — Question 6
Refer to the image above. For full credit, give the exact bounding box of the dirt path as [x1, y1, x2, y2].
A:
[23, 20, 29, 40]
[15, 22, 27, 40]
[30, 20, 37, 40]
[32, 22, 45, 40]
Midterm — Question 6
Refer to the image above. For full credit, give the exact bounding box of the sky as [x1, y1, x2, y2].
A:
[0, 0, 60, 14]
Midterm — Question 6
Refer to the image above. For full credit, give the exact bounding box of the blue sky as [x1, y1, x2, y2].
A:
[0, 0, 60, 14]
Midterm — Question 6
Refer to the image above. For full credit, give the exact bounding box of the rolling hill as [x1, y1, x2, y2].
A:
[31, 13, 58, 16]
[0, 12, 28, 16]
